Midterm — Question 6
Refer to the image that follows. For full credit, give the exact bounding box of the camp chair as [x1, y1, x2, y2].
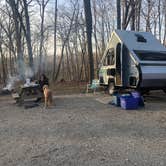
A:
[86, 79, 100, 93]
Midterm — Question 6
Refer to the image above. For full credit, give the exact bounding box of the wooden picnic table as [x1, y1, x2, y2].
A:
[12, 84, 43, 104]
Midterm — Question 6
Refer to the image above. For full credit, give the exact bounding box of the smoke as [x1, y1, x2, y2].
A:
[25, 66, 34, 78]
[3, 52, 51, 90]
[33, 56, 40, 75]
[17, 58, 35, 80]
[3, 75, 20, 91]
[33, 55, 47, 75]
[3, 58, 35, 91]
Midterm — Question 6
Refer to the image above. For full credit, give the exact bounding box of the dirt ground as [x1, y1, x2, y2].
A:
[0, 90, 166, 166]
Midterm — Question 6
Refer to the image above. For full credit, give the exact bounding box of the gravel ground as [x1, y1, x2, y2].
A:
[0, 92, 166, 166]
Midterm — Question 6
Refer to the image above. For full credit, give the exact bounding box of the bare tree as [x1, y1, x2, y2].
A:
[36, 0, 50, 74]
[158, 0, 161, 41]
[0, 0, 165, 84]
[7, 0, 24, 78]
[0, 29, 7, 83]
[6, 0, 34, 78]
[54, 1, 77, 81]
[163, 0, 166, 45]
[52, 0, 58, 80]
[117, 0, 121, 29]
[0, 7, 16, 74]
[83, 0, 94, 83]
[146, 0, 152, 32]
[22, 0, 34, 69]
[135, 0, 142, 31]
[92, 0, 100, 68]
[122, 0, 132, 29]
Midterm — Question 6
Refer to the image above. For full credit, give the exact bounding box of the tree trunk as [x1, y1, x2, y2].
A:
[158, 0, 161, 42]
[54, 7, 75, 81]
[117, 0, 121, 29]
[0, 41, 6, 83]
[146, 0, 151, 32]
[37, 0, 50, 74]
[22, 0, 34, 70]
[83, 0, 94, 83]
[39, 4, 44, 74]
[7, 0, 24, 78]
[52, 0, 58, 80]
[131, 0, 135, 30]
[163, 0, 166, 45]
[65, 45, 72, 80]
[136, 0, 142, 31]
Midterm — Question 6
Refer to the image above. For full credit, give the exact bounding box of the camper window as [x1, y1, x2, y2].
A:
[134, 50, 166, 61]
[104, 48, 114, 65]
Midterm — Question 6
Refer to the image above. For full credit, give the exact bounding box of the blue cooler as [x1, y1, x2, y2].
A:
[131, 91, 144, 107]
[120, 95, 138, 110]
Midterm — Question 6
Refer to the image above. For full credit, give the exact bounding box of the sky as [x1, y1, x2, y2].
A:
[48, 0, 66, 6]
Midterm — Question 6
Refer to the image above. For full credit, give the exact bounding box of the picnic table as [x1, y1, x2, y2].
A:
[12, 83, 43, 104]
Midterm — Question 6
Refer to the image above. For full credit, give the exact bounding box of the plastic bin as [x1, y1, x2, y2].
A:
[112, 94, 121, 106]
[131, 91, 144, 107]
[120, 95, 138, 110]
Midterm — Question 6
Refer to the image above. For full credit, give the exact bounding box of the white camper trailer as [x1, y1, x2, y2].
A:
[99, 30, 166, 94]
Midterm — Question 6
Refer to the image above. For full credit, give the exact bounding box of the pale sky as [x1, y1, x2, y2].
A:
[48, 0, 66, 5]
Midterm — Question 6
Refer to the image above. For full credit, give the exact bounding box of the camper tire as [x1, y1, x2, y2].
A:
[163, 89, 166, 93]
[108, 81, 115, 95]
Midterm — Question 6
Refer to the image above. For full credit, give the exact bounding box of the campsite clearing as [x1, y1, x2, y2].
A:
[0, 91, 166, 166]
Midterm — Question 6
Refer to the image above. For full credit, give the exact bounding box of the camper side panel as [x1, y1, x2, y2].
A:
[128, 55, 139, 87]
[122, 45, 139, 88]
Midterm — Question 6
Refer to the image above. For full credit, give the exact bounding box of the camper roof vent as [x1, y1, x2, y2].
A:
[135, 34, 147, 43]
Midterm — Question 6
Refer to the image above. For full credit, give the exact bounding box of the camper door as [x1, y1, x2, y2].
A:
[99, 48, 115, 85]
[115, 43, 122, 86]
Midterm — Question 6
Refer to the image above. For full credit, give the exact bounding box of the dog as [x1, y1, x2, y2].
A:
[43, 85, 53, 108]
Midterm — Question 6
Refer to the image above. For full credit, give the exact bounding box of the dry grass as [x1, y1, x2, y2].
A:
[51, 81, 88, 95]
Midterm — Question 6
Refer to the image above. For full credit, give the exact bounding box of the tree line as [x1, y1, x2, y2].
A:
[0, 0, 166, 84]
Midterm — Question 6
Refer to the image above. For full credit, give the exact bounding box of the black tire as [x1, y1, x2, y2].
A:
[163, 89, 166, 93]
[108, 82, 115, 95]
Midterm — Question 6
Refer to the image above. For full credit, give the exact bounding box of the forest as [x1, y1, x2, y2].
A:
[0, 0, 166, 84]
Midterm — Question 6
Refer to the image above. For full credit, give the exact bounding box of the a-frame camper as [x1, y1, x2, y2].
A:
[99, 30, 166, 94]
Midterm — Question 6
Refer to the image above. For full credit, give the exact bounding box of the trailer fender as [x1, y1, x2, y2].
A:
[136, 64, 142, 88]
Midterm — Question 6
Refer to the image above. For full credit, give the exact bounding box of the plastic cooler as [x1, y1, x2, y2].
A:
[131, 91, 144, 107]
[120, 95, 138, 110]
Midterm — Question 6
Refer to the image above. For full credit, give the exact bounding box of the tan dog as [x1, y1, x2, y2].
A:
[43, 85, 53, 108]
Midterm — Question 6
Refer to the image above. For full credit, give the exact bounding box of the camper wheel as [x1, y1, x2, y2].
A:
[108, 81, 115, 95]
[163, 89, 166, 93]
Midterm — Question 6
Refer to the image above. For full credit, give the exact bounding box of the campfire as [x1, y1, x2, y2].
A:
[1, 76, 19, 95]
[1, 75, 39, 96]
[23, 78, 39, 87]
